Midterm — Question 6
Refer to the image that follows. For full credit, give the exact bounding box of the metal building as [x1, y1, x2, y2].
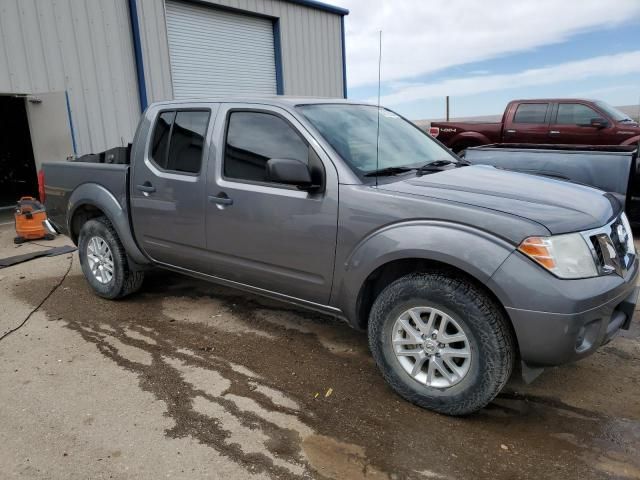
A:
[0, 0, 348, 206]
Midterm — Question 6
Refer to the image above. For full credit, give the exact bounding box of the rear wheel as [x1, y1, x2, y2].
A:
[78, 216, 144, 299]
[368, 272, 514, 415]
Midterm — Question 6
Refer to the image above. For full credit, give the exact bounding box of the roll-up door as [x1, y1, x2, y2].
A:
[165, 1, 278, 98]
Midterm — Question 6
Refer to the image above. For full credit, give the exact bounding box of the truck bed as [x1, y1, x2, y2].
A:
[42, 161, 130, 236]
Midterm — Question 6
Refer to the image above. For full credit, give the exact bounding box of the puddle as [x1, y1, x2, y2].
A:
[12, 271, 640, 480]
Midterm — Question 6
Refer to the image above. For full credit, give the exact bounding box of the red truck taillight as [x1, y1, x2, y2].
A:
[429, 127, 440, 138]
[37, 170, 45, 204]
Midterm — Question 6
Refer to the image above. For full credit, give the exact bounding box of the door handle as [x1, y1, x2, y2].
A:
[505, 129, 516, 134]
[136, 182, 156, 193]
[208, 193, 233, 206]
[549, 130, 560, 134]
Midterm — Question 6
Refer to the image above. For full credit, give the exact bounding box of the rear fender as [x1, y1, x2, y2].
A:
[333, 221, 516, 326]
[450, 131, 491, 149]
[68, 183, 149, 265]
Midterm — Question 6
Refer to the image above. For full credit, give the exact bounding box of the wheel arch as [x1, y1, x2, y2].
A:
[68, 183, 149, 266]
[620, 135, 640, 146]
[333, 221, 517, 330]
[449, 132, 491, 152]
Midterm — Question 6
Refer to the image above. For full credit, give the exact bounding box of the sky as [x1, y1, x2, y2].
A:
[339, 0, 640, 120]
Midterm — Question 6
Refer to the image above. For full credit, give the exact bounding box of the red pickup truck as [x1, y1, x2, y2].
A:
[430, 99, 640, 153]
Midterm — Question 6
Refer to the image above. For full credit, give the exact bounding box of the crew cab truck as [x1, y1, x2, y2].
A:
[43, 98, 639, 416]
[431, 99, 640, 153]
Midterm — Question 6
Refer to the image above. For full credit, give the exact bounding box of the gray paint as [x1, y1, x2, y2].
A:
[464, 146, 636, 209]
[43, 162, 148, 265]
[0, 0, 345, 158]
[42, 97, 638, 369]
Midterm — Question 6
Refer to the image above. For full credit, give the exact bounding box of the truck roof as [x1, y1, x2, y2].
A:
[509, 98, 597, 103]
[149, 96, 372, 109]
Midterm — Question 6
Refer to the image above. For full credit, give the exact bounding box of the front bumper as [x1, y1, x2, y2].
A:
[488, 252, 639, 367]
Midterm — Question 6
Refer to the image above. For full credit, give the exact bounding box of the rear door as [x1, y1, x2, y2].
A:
[548, 102, 615, 145]
[203, 104, 339, 305]
[503, 102, 551, 143]
[130, 104, 216, 271]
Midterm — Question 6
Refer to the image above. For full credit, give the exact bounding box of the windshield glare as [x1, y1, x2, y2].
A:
[298, 104, 457, 176]
[595, 101, 632, 122]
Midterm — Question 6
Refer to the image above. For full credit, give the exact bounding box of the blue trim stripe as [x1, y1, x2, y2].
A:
[286, 0, 348, 16]
[341, 16, 347, 98]
[64, 90, 78, 155]
[273, 20, 284, 95]
[127, 0, 148, 111]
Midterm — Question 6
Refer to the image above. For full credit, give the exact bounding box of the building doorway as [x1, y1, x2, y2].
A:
[0, 96, 38, 208]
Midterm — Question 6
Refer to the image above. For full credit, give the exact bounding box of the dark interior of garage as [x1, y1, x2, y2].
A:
[0, 96, 38, 208]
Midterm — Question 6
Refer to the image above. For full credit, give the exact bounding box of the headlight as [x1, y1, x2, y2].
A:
[620, 212, 635, 256]
[518, 233, 598, 279]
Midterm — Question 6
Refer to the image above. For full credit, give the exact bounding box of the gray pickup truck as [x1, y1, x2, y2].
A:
[43, 97, 639, 416]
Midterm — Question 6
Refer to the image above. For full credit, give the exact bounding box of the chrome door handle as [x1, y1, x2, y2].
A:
[208, 194, 233, 206]
[505, 129, 516, 134]
[549, 130, 560, 134]
[136, 182, 156, 193]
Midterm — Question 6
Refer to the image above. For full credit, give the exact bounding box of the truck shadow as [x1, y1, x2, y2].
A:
[14, 269, 640, 480]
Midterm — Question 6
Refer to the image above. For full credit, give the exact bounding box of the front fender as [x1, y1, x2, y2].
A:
[333, 221, 516, 326]
[621, 135, 640, 146]
[68, 183, 149, 265]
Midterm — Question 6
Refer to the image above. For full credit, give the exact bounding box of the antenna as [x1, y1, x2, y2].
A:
[375, 30, 382, 187]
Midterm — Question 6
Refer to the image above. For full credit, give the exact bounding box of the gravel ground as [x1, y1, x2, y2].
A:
[1, 223, 639, 479]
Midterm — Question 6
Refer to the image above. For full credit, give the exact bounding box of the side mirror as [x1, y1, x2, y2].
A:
[590, 117, 609, 129]
[266, 158, 317, 190]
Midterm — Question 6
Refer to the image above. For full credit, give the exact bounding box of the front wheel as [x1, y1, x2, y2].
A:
[368, 272, 514, 415]
[78, 216, 144, 299]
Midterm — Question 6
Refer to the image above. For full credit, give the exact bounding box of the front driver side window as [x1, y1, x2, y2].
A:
[224, 111, 309, 183]
[556, 104, 600, 126]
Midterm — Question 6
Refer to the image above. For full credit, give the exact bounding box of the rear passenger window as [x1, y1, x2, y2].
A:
[151, 111, 174, 167]
[149, 110, 210, 174]
[224, 111, 308, 183]
[513, 103, 548, 124]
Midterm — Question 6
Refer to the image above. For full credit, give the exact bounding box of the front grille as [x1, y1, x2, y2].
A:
[585, 215, 635, 276]
[610, 217, 629, 262]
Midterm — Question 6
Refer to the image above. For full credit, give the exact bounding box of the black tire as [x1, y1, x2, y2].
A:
[368, 271, 514, 416]
[78, 216, 144, 299]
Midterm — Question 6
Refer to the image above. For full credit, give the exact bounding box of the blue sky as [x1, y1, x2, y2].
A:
[340, 0, 640, 120]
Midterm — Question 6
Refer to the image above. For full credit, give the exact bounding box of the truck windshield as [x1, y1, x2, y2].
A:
[595, 101, 633, 122]
[297, 104, 458, 177]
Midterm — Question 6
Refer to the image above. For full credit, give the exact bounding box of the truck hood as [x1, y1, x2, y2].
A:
[378, 165, 619, 234]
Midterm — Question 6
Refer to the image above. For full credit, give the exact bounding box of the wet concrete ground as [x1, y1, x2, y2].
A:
[1, 224, 639, 479]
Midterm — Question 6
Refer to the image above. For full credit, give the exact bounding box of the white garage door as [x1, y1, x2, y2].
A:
[165, 1, 278, 98]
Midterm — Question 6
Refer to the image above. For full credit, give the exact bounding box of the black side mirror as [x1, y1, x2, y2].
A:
[266, 158, 318, 191]
[590, 117, 608, 129]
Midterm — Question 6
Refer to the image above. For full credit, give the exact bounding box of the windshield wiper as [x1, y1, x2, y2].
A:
[619, 118, 635, 123]
[364, 166, 415, 177]
[416, 159, 469, 176]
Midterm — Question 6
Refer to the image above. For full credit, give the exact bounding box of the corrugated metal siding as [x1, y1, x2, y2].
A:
[139, 0, 345, 101]
[165, 0, 277, 98]
[0, 0, 141, 156]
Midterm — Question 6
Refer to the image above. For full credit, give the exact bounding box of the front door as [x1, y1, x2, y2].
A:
[204, 104, 339, 305]
[547, 102, 615, 145]
[130, 105, 215, 270]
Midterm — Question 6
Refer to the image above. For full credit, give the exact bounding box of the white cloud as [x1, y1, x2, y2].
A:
[341, 0, 640, 88]
[373, 50, 640, 106]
